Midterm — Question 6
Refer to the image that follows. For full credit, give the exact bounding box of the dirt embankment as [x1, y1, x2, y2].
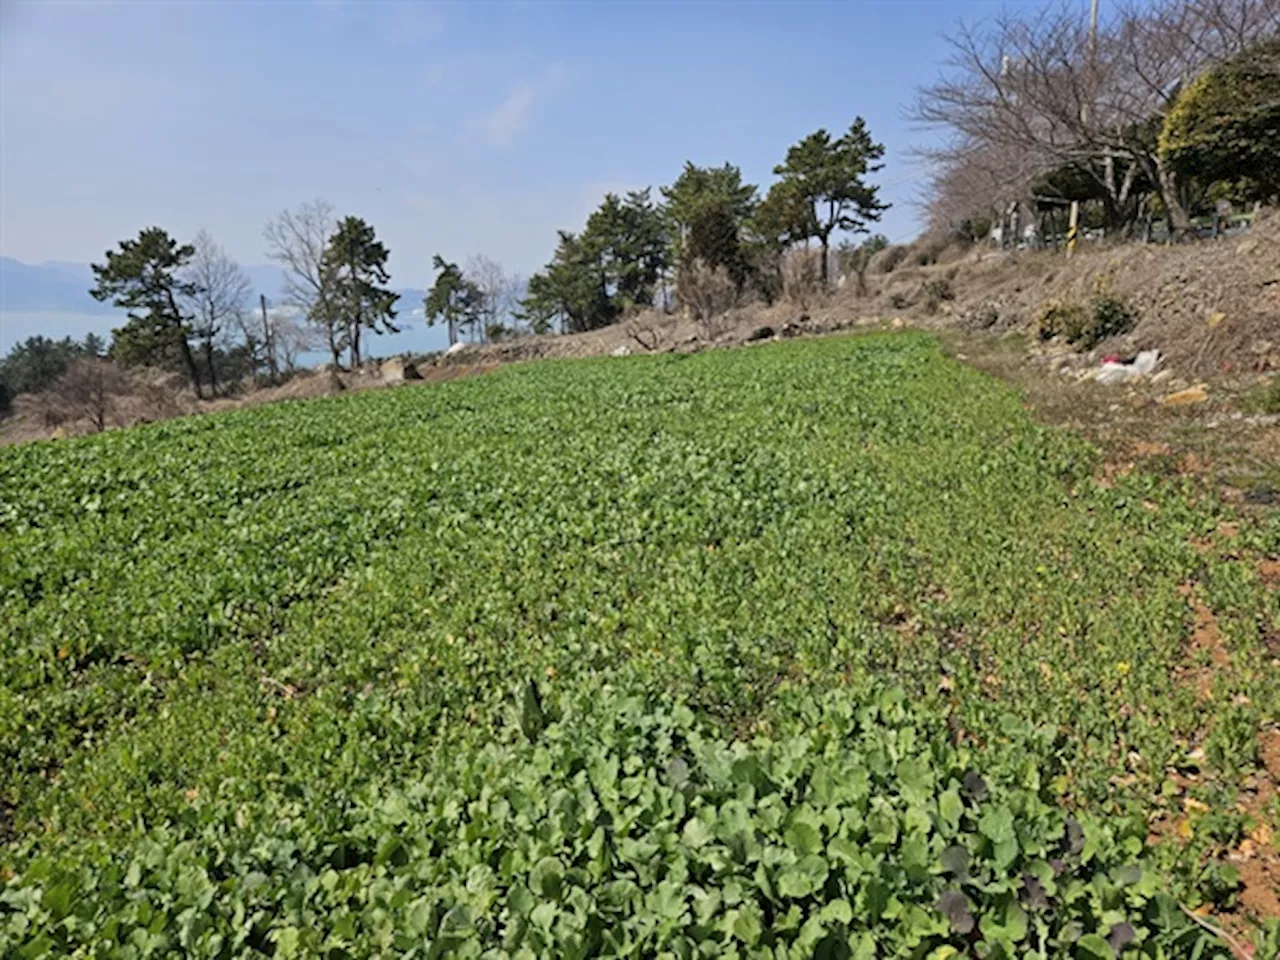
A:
[3, 211, 1276, 446]
[427, 211, 1277, 377]
[895, 214, 1280, 375]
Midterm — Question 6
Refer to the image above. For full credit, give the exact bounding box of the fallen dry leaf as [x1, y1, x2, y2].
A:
[1162, 386, 1209, 406]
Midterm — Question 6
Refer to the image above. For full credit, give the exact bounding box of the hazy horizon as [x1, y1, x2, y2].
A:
[0, 307, 453, 362]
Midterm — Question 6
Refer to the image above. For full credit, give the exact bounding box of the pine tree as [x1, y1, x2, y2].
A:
[772, 119, 888, 285]
[425, 255, 483, 347]
[520, 231, 613, 334]
[520, 190, 674, 334]
[90, 228, 204, 397]
[662, 162, 758, 265]
[321, 217, 399, 368]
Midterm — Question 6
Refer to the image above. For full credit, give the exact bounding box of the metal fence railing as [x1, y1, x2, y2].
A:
[1000, 209, 1258, 251]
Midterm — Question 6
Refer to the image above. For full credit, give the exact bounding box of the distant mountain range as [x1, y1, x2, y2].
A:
[0, 257, 426, 316]
[0, 258, 116, 315]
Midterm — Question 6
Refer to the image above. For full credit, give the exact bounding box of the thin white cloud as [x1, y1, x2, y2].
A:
[471, 63, 570, 148]
[478, 84, 537, 147]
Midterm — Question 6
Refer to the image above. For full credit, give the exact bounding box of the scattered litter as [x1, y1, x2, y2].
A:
[1161, 385, 1209, 406]
[1095, 350, 1162, 384]
[445, 342, 469, 356]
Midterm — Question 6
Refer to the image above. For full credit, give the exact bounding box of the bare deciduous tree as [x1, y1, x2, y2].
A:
[263, 200, 344, 367]
[679, 259, 737, 338]
[924, 139, 1040, 239]
[914, 0, 1279, 237]
[464, 255, 524, 342]
[234, 298, 315, 383]
[272, 314, 313, 374]
[48, 359, 131, 433]
[183, 230, 251, 395]
[235, 296, 276, 384]
[780, 248, 823, 312]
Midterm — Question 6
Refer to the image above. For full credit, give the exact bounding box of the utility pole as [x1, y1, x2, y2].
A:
[1068, 0, 1101, 257]
[260, 294, 278, 383]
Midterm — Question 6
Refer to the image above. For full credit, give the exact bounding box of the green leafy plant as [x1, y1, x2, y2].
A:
[1085, 284, 1137, 350]
[0, 334, 1274, 957]
[1036, 284, 1135, 350]
[1036, 300, 1087, 343]
[1248, 377, 1280, 414]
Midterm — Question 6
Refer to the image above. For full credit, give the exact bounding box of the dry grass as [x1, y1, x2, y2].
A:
[856, 212, 1280, 374]
[938, 330, 1280, 506]
[0, 362, 500, 445]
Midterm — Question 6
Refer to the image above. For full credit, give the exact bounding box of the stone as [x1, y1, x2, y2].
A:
[745, 326, 775, 342]
[610, 345, 632, 357]
[380, 357, 423, 382]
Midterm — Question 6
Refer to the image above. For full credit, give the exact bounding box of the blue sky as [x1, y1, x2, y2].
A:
[1, 0, 1053, 289]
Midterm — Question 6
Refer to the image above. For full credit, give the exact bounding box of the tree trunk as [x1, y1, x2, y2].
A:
[178, 335, 203, 400]
[204, 337, 218, 396]
[350, 320, 361, 369]
[1154, 156, 1192, 240]
[819, 233, 830, 287]
[164, 290, 202, 398]
[327, 323, 341, 370]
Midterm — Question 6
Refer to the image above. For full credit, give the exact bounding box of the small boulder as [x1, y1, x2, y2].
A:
[611, 345, 632, 357]
[746, 325, 775, 342]
[381, 357, 423, 382]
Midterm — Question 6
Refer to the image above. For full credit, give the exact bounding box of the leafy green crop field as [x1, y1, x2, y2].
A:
[2, 334, 1278, 958]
